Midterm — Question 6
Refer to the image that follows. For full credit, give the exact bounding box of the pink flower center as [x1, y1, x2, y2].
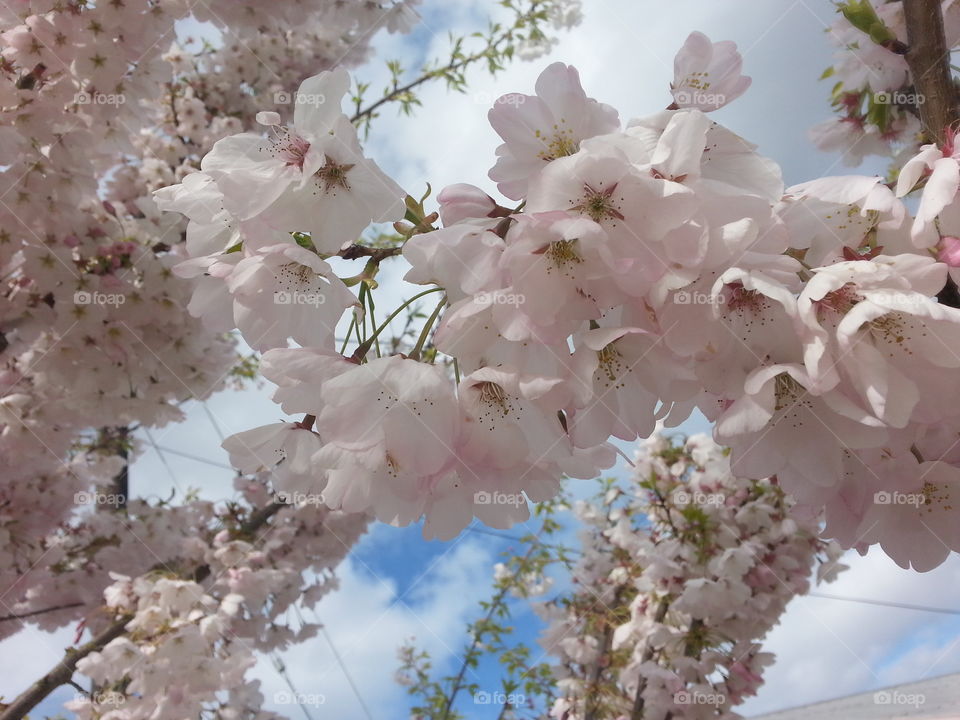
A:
[269, 127, 310, 170]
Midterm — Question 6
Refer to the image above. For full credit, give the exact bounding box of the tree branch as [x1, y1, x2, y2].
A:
[903, 0, 960, 307]
[903, 0, 959, 145]
[0, 602, 85, 624]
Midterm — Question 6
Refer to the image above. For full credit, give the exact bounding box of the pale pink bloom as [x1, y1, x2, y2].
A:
[896, 143, 960, 248]
[454, 367, 615, 502]
[227, 243, 358, 351]
[433, 298, 574, 397]
[661, 267, 803, 398]
[313, 356, 459, 520]
[566, 326, 666, 447]
[172, 252, 242, 333]
[856, 460, 960, 572]
[778, 175, 909, 265]
[670, 31, 751, 112]
[259, 347, 356, 415]
[153, 171, 240, 256]
[809, 117, 891, 167]
[715, 363, 887, 497]
[202, 71, 404, 253]
[525, 145, 695, 293]
[495, 212, 631, 342]
[798, 255, 960, 427]
[488, 62, 619, 200]
[402, 223, 506, 303]
[222, 422, 322, 479]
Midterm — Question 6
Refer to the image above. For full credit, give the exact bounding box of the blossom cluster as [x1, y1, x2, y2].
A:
[159, 30, 960, 572]
[0, 0, 420, 675]
[29, 475, 368, 720]
[536, 433, 845, 720]
[809, 0, 960, 165]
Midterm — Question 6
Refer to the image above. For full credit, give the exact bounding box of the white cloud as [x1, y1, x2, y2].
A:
[743, 550, 960, 716]
[254, 535, 498, 717]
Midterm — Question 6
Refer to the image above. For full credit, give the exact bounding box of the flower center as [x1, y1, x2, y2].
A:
[315, 155, 355, 195]
[773, 373, 803, 412]
[536, 124, 578, 162]
[545, 239, 582, 270]
[570, 183, 625, 224]
[815, 284, 862, 319]
[268, 127, 310, 170]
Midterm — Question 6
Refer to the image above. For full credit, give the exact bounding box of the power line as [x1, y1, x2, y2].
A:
[150, 444, 235, 470]
[464, 529, 960, 616]
[808, 592, 960, 616]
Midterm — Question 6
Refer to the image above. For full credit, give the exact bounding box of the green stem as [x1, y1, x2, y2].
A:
[353, 287, 445, 361]
[408, 296, 447, 361]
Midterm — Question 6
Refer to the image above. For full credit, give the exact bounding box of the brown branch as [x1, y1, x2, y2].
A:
[903, 0, 960, 308]
[630, 598, 670, 720]
[0, 602, 85, 624]
[337, 244, 401, 262]
[0, 618, 131, 720]
[903, 0, 959, 145]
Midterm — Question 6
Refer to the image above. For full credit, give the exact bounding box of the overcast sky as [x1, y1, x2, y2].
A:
[4, 1, 959, 719]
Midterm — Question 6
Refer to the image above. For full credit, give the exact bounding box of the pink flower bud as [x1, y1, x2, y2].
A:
[938, 236, 960, 267]
[437, 183, 496, 225]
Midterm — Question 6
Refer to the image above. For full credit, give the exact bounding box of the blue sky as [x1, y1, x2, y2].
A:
[4, 1, 960, 718]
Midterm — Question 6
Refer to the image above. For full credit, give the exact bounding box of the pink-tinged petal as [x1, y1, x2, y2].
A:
[913, 157, 960, 244]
